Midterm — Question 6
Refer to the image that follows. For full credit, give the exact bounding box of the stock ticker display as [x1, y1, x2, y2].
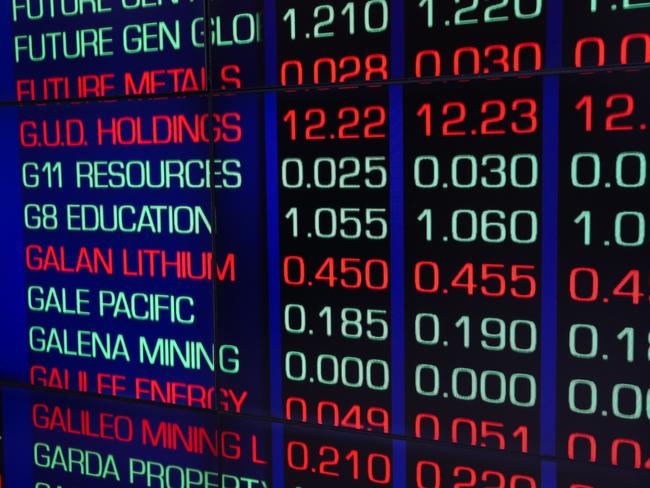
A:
[1, 0, 650, 487]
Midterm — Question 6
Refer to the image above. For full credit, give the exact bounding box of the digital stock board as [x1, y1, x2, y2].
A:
[1, 0, 650, 486]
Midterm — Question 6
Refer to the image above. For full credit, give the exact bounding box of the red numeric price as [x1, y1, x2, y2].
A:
[414, 262, 537, 299]
[283, 106, 386, 141]
[284, 256, 389, 290]
[569, 267, 648, 304]
[575, 93, 642, 132]
[417, 98, 538, 137]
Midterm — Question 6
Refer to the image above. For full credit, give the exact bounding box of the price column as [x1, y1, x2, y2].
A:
[558, 1, 650, 471]
[275, 0, 393, 485]
[404, 0, 546, 456]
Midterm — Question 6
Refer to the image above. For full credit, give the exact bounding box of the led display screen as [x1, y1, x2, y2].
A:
[1, 0, 650, 486]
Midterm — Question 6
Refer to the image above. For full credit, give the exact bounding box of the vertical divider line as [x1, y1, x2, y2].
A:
[390, 1, 405, 486]
[541, 0, 562, 485]
[204, 0, 225, 481]
[541, 73, 559, 485]
[0, 390, 3, 487]
[389, 79, 405, 433]
[203, 0, 214, 93]
[263, 0, 283, 486]
[0, 1, 26, 384]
